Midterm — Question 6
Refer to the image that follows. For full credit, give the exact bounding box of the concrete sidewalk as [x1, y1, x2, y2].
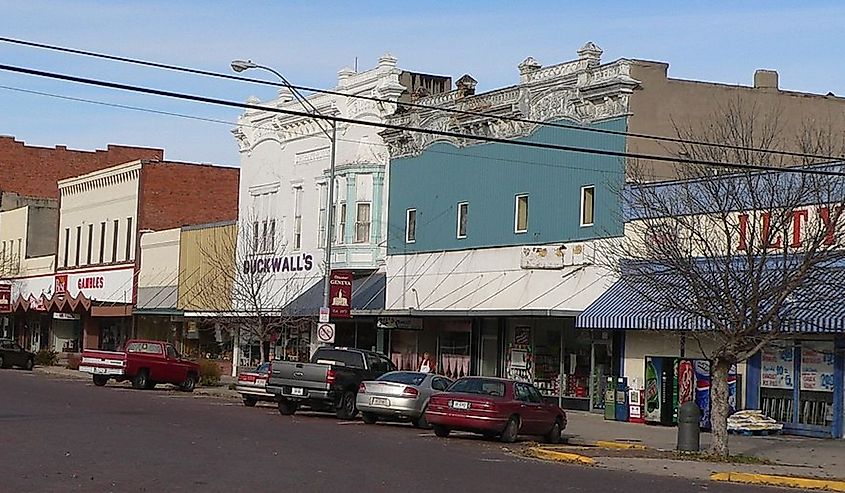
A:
[34, 365, 240, 400]
[563, 410, 843, 481]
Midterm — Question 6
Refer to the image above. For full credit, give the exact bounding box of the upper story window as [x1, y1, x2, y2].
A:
[62, 228, 70, 268]
[406, 208, 417, 243]
[580, 185, 595, 227]
[456, 202, 468, 239]
[99, 222, 106, 264]
[74, 226, 81, 267]
[318, 182, 327, 248]
[112, 219, 119, 263]
[125, 217, 133, 261]
[338, 202, 347, 245]
[355, 202, 371, 244]
[86, 224, 94, 265]
[293, 186, 303, 251]
[514, 194, 529, 234]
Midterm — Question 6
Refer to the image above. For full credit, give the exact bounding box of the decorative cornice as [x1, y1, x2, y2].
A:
[383, 47, 639, 160]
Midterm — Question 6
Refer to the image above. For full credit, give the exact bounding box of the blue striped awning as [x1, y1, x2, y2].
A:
[577, 268, 845, 333]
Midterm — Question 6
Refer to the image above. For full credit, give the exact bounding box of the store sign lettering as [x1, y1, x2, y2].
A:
[737, 206, 842, 251]
[77, 276, 105, 290]
[243, 254, 313, 274]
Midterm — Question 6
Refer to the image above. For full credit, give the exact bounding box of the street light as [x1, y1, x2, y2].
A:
[231, 59, 338, 319]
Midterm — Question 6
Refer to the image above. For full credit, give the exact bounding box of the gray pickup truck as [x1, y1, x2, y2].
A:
[266, 347, 396, 419]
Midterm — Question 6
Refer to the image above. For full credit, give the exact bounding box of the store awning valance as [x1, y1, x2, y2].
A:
[577, 266, 845, 333]
[284, 273, 386, 317]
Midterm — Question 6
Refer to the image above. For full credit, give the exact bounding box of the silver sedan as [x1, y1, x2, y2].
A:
[357, 371, 453, 428]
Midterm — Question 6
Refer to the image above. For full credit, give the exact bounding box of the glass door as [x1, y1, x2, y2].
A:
[591, 342, 612, 411]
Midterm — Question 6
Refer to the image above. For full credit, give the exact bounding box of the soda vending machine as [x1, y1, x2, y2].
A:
[646, 357, 738, 428]
[644, 356, 676, 425]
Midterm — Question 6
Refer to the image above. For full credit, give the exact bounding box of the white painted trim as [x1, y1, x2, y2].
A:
[580, 185, 595, 227]
[514, 194, 529, 234]
[456, 201, 468, 239]
[405, 208, 416, 244]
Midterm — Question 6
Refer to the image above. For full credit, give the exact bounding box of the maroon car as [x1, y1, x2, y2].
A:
[424, 377, 566, 443]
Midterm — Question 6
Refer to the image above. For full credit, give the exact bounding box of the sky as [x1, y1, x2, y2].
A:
[2, 1, 845, 167]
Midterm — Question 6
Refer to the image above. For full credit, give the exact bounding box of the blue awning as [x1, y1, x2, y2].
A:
[284, 273, 386, 317]
[577, 268, 845, 333]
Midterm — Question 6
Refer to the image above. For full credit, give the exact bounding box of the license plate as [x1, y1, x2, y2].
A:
[93, 367, 107, 374]
[371, 397, 390, 407]
[450, 400, 470, 410]
[291, 387, 304, 396]
[254, 379, 267, 386]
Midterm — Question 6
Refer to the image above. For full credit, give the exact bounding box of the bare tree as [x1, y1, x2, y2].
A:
[607, 98, 845, 456]
[184, 215, 313, 365]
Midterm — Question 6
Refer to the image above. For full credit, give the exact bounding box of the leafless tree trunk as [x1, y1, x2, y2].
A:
[605, 97, 845, 456]
[181, 214, 311, 367]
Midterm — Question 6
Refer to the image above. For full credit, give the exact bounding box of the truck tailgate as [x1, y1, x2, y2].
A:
[79, 349, 126, 376]
[268, 361, 330, 391]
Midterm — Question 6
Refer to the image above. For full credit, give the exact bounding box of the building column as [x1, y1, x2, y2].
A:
[82, 315, 100, 350]
[834, 335, 844, 438]
[371, 171, 384, 246]
[345, 173, 356, 245]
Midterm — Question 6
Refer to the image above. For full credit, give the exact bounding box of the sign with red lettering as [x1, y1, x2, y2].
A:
[329, 270, 353, 319]
[54, 274, 68, 295]
[0, 284, 11, 313]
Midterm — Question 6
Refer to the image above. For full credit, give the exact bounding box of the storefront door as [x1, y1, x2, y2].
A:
[591, 341, 613, 412]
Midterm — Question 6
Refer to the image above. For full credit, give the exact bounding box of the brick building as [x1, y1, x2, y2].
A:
[9, 158, 239, 354]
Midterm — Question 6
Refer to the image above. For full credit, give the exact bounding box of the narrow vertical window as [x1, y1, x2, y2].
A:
[580, 185, 595, 227]
[318, 183, 327, 248]
[338, 202, 347, 244]
[87, 224, 94, 265]
[252, 221, 260, 252]
[405, 209, 417, 243]
[261, 220, 268, 252]
[99, 222, 106, 264]
[125, 217, 133, 261]
[269, 219, 276, 252]
[63, 228, 70, 267]
[75, 226, 81, 266]
[355, 202, 371, 243]
[293, 186, 303, 251]
[330, 204, 337, 244]
[16, 238, 21, 270]
[515, 194, 529, 233]
[457, 202, 468, 239]
[112, 219, 119, 263]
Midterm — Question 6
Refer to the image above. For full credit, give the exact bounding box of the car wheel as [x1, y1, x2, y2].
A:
[277, 399, 298, 416]
[362, 412, 378, 424]
[412, 412, 430, 429]
[335, 391, 358, 420]
[180, 374, 197, 392]
[132, 370, 149, 390]
[500, 416, 520, 443]
[92, 375, 109, 387]
[433, 425, 451, 438]
[544, 420, 562, 444]
[243, 396, 258, 407]
[24, 358, 34, 371]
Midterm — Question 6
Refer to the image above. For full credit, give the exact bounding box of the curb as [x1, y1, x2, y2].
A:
[529, 447, 596, 465]
[593, 440, 647, 450]
[711, 472, 845, 492]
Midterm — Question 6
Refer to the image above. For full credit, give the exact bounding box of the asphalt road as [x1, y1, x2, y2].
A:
[1, 369, 788, 493]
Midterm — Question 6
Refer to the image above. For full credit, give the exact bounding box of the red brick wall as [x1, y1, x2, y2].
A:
[0, 136, 163, 199]
[138, 162, 240, 231]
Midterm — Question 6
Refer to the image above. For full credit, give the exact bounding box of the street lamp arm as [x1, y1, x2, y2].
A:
[232, 59, 333, 140]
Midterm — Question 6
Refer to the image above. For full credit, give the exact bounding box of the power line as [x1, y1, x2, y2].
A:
[0, 84, 630, 178]
[2, 62, 844, 178]
[1, 35, 840, 163]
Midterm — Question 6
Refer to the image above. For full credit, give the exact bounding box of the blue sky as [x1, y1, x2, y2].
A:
[1, 1, 844, 167]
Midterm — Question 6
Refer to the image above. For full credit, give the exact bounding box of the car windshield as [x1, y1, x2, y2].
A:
[448, 378, 506, 397]
[256, 363, 271, 374]
[378, 372, 426, 386]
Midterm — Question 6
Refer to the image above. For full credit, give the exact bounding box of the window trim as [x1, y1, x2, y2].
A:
[580, 185, 595, 227]
[456, 201, 468, 239]
[405, 208, 417, 244]
[514, 193, 529, 234]
[354, 201, 372, 244]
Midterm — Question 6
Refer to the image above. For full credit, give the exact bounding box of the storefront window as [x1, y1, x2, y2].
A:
[760, 344, 795, 423]
[439, 329, 470, 380]
[391, 330, 418, 371]
[534, 325, 562, 398]
[799, 341, 835, 427]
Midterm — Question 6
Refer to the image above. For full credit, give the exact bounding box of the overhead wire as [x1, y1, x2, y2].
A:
[1, 35, 841, 163]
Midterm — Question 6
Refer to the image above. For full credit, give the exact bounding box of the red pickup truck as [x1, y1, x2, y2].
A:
[79, 339, 199, 392]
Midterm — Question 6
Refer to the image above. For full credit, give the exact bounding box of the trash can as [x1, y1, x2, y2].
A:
[615, 377, 629, 422]
[604, 376, 616, 420]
